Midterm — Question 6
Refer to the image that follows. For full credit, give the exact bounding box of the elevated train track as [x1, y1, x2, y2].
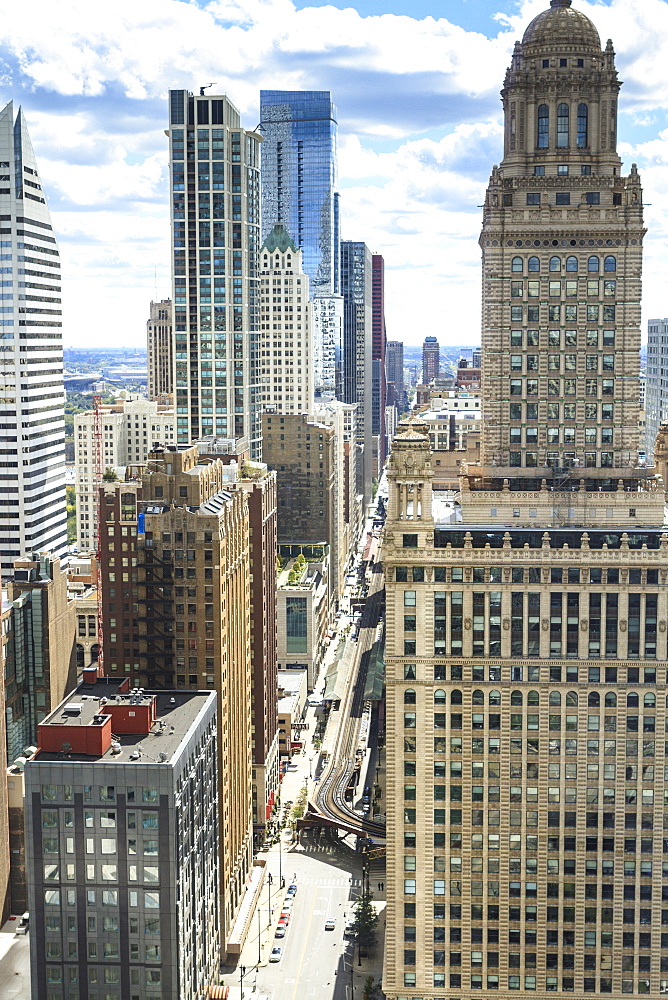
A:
[300, 564, 386, 840]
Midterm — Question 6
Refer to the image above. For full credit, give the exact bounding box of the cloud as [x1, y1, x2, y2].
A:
[0, 0, 665, 346]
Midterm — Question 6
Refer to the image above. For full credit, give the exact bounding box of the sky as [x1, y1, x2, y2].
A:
[3, 0, 668, 349]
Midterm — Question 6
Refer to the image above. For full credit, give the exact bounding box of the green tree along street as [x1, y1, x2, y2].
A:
[352, 885, 379, 953]
[66, 485, 76, 544]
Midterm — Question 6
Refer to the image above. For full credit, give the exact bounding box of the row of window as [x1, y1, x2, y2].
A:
[401, 665, 661, 686]
[402, 735, 664, 758]
[510, 400, 615, 418]
[509, 303, 615, 321]
[395, 566, 661, 585]
[401, 972, 656, 992]
[509, 375, 615, 394]
[406, 760, 661, 781]
[510, 280, 615, 299]
[403, 689, 666, 708]
[510, 353, 615, 370]
[510, 427, 613, 444]
[511, 255, 616, 273]
[511, 328, 616, 345]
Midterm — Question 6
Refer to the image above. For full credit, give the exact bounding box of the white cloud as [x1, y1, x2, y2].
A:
[0, 0, 665, 346]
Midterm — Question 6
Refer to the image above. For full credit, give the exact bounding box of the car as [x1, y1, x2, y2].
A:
[270, 946, 282, 962]
[325, 918, 336, 931]
[287, 883, 298, 896]
[279, 911, 291, 924]
[274, 925, 286, 938]
[344, 922, 356, 937]
[282, 897, 293, 909]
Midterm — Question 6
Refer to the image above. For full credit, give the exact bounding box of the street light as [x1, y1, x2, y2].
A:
[278, 831, 284, 887]
[267, 872, 273, 917]
[240, 964, 247, 1000]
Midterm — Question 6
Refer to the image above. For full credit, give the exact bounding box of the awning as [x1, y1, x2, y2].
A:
[364, 638, 385, 701]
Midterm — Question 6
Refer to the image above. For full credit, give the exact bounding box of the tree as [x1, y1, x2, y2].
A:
[363, 976, 375, 999]
[102, 468, 118, 482]
[351, 884, 379, 952]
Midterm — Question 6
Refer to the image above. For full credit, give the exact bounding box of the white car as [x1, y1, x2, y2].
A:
[270, 946, 282, 962]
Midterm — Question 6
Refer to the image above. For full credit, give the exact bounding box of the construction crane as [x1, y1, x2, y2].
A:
[92, 394, 104, 677]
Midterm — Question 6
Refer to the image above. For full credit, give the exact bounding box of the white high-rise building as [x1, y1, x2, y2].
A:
[259, 224, 314, 414]
[645, 318, 668, 463]
[0, 101, 67, 573]
[74, 398, 175, 550]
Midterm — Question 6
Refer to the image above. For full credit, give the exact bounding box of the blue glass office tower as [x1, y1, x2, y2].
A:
[260, 91, 339, 295]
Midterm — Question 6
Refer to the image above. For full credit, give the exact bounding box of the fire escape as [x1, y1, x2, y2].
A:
[136, 535, 175, 688]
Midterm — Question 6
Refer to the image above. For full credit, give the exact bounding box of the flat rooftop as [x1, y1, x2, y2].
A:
[33, 678, 214, 766]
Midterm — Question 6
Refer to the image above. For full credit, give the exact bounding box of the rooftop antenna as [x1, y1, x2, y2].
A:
[200, 83, 216, 96]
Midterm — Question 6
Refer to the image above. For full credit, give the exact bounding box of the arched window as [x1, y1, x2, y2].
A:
[549, 692, 562, 706]
[588, 256, 600, 272]
[76, 643, 85, 669]
[512, 256, 523, 273]
[489, 690, 501, 706]
[404, 689, 416, 705]
[577, 103, 588, 148]
[557, 103, 570, 148]
[528, 256, 540, 272]
[588, 692, 600, 707]
[434, 689, 446, 706]
[537, 104, 549, 148]
[451, 690, 462, 705]
[566, 691, 578, 706]
[604, 256, 616, 272]
[472, 690, 485, 706]
[627, 692, 639, 708]
[527, 691, 540, 706]
[605, 692, 617, 707]
[566, 256, 578, 272]
[91, 643, 100, 662]
[549, 256, 561, 272]
[644, 693, 656, 709]
[511, 691, 523, 706]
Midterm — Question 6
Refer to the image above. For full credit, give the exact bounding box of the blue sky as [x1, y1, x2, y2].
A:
[2, 0, 668, 347]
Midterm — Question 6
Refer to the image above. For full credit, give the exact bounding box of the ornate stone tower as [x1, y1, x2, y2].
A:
[480, 0, 645, 475]
[383, 7, 668, 1000]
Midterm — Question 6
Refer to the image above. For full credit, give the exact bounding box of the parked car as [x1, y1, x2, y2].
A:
[325, 918, 336, 930]
[274, 925, 286, 938]
[270, 946, 282, 962]
[287, 883, 298, 896]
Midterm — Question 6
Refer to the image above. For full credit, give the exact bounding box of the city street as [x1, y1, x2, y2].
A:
[221, 833, 384, 1000]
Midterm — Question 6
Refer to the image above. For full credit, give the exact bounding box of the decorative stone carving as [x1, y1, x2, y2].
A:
[580, 620, 588, 632]
[464, 617, 472, 631]
[659, 620, 667, 634]
[619, 620, 627, 632]
[503, 617, 511, 631]
[541, 618, 549, 632]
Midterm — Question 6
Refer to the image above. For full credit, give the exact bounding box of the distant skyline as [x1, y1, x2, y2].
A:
[2, 0, 668, 347]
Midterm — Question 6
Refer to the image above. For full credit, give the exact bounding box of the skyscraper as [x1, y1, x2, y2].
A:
[146, 298, 173, 400]
[0, 102, 67, 573]
[386, 339, 405, 410]
[383, 4, 661, 1000]
[340, 240, 374, 501]
[259, 224, 314, 414]
[167, 91, 262, 456]
[644, 318, 668, 463]
[372, 253, 387, 471]
[422, 335, 440, 384]
[260, 90, 339, 295]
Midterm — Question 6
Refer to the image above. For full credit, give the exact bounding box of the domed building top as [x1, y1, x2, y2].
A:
[522, 0, 601, 53]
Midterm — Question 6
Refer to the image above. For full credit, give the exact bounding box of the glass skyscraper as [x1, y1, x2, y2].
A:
[167, 90, 262, 457]
[260, 91, 339, 295]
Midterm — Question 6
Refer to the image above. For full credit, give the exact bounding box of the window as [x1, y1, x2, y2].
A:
[557, 103, 569, 147]
[528, 256, 540, 272]
[604, 256, 616, 272]
[527, 193, 540, 206]
[586, 192, 600, 205]
[537, 105, 549, 148]
[588, 256, 600, 272]
[578, 103, 589, 147]
[512, 257, 523, 272]
[556, 192, 570, 205]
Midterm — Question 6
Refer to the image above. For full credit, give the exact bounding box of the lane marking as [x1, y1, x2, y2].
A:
[289, 880, 319, 1000]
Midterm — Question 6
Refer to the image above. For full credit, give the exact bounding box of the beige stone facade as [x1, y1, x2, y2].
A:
[147, 297, 173, 401]
[382, 5, 668, 1000]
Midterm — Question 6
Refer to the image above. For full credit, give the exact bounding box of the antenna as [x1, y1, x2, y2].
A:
[199, 83, 216, 96]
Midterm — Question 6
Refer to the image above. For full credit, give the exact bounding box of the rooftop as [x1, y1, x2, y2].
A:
[33, 678, 214, 765]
